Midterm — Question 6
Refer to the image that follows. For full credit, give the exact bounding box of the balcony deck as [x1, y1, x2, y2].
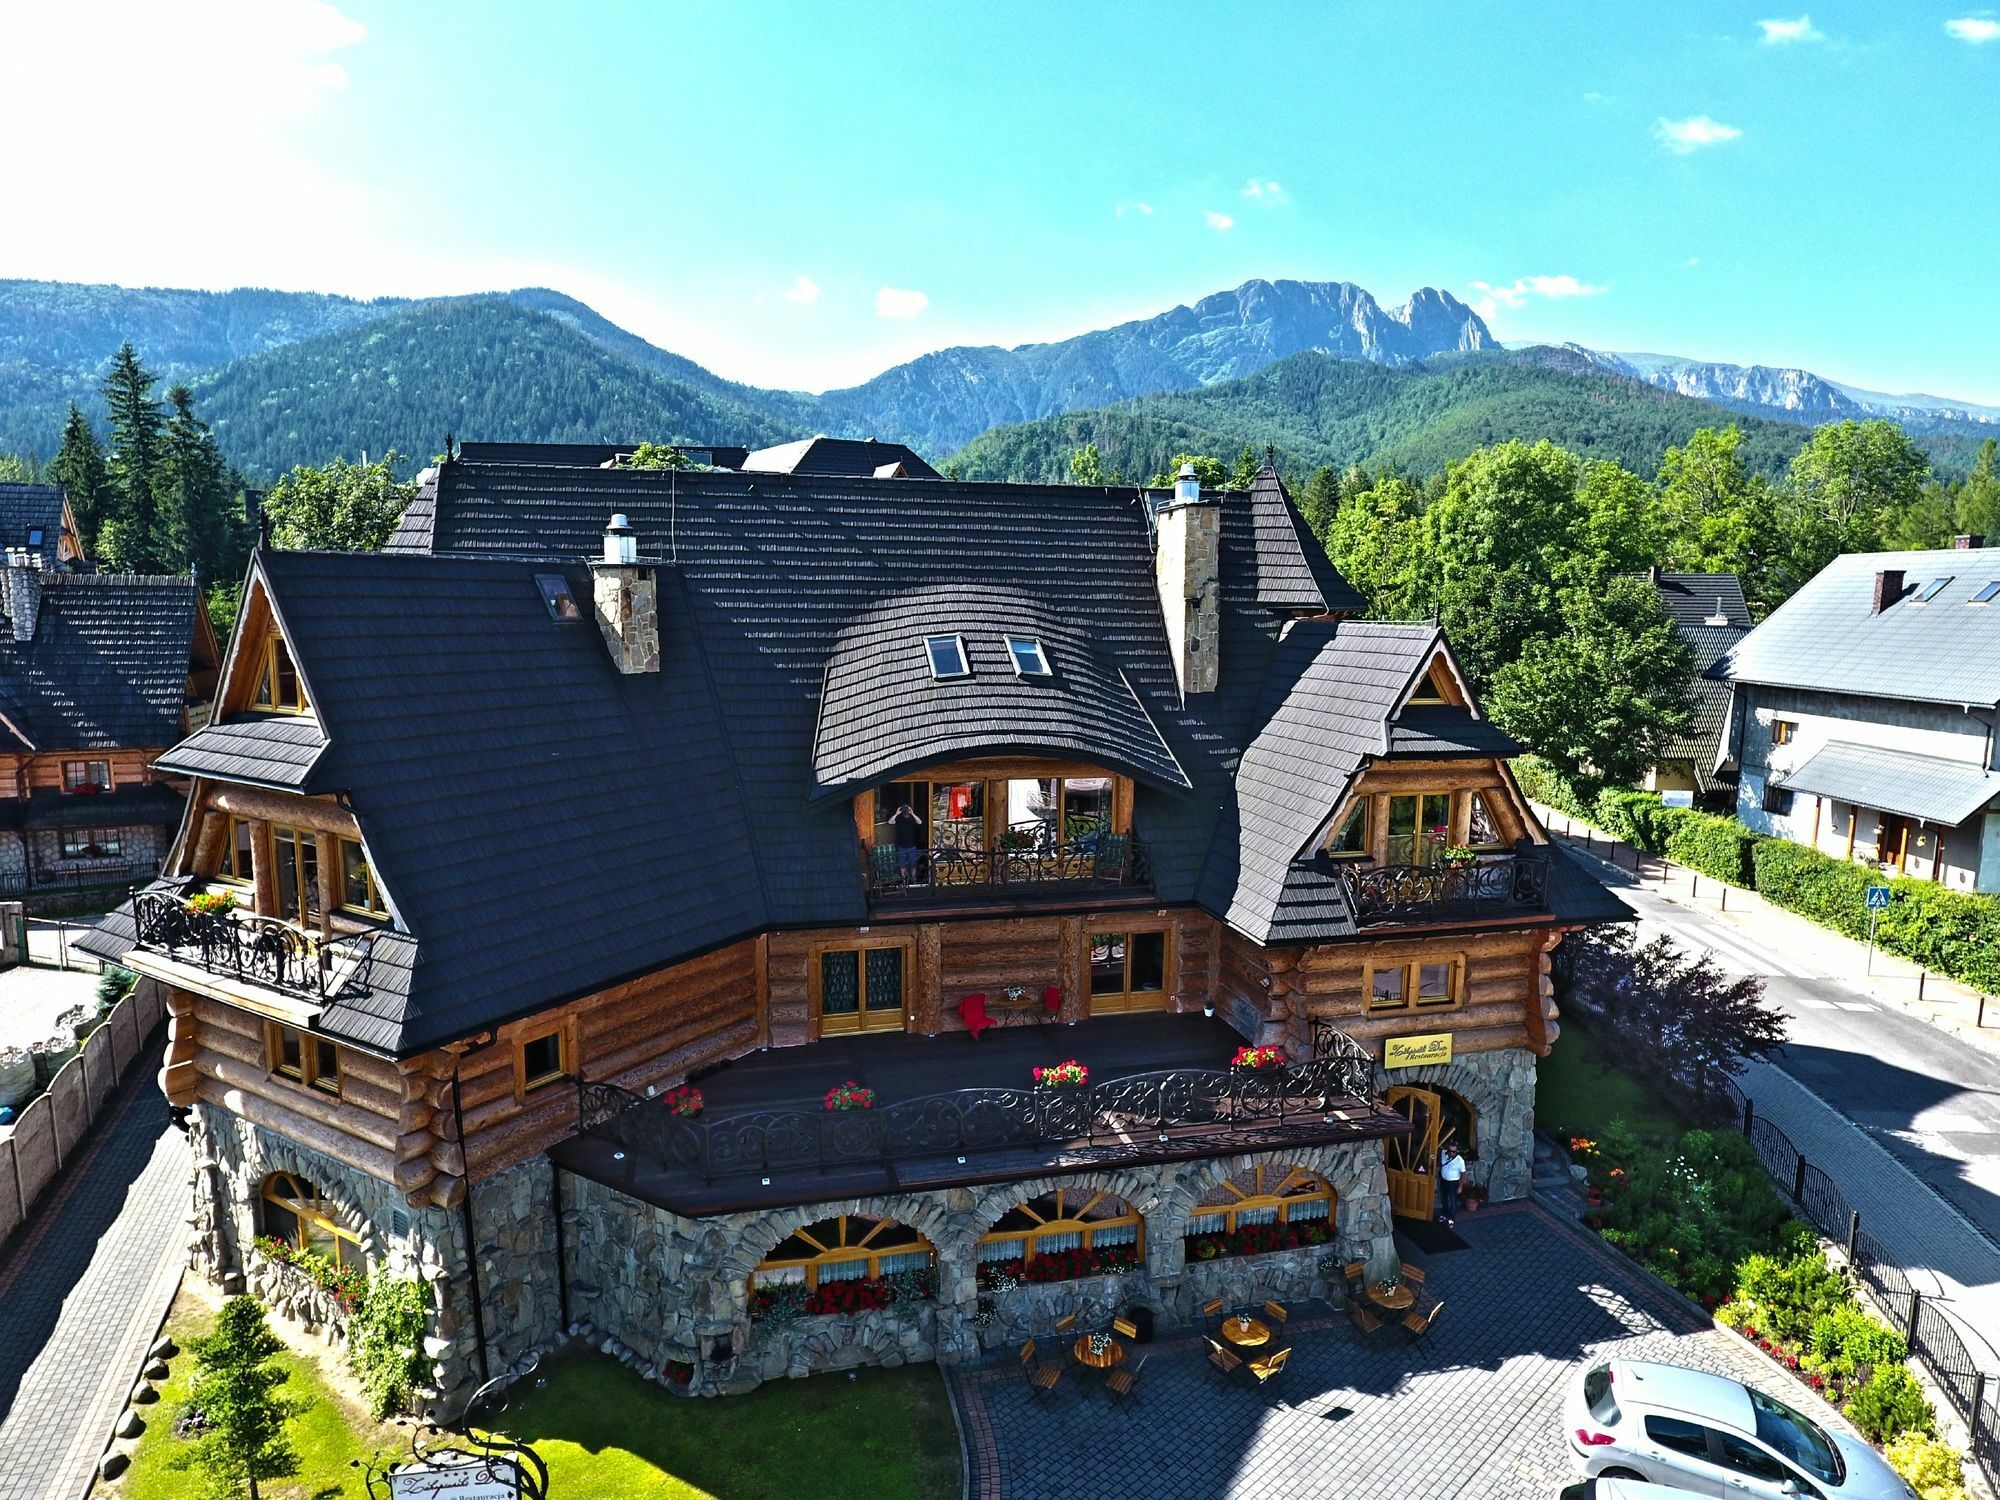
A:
[550, 1012, 1406, 1218]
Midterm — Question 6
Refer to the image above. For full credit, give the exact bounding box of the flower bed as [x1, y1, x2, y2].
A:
[1183, 1220, 1332, 1262]
[975, 1244, 1138, 1289]
[749, 1268, 931, 1323]
[251, 1235, 365, 1312]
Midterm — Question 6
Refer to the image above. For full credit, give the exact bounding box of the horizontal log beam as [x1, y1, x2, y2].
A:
[205, 784, 360, 838]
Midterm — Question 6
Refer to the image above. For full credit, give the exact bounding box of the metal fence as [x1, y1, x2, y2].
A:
[1718, 1075, 2000, 1486]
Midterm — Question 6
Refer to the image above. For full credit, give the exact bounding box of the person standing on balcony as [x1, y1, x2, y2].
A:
[890, 802, 925, 882]
[1438, 1142, 1465, 1227]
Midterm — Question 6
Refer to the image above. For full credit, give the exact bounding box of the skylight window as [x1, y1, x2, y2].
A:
[924, 635, 970, 680]
[1004, 635, 1052, 677]
[535, 573, 582, 622]
[1912, 576, 1953, 603]
[1972, 581, 2000, 606]
[25, 528, 42, 547]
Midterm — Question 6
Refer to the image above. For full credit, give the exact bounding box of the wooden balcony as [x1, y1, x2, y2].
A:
[552, 1013, 1404, 1217]
[1338, 844, 1551, 926]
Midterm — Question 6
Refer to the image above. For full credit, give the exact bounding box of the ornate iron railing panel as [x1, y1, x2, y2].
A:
[574, 1033, 1393, 1185]
[132, 890, 340, 1001]
[1338, 847, 1550, 925]
[865, 835, 1150, 902]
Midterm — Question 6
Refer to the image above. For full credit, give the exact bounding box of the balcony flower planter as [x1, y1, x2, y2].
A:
[975, 1245, 1138, 1289]
[1031, 1060, 1088, 1089]
[1230, 1045, 1286, 1071]
[187, 890, 239, 916]
[749, 1268, 932, 1324]
[661, 1085, 703, 1118]
[1184, 1220, 1333, 1262]
[823, 1081, 875, 1111]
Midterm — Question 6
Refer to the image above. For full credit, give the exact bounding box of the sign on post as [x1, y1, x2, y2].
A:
[1865, 885, 1892, 911]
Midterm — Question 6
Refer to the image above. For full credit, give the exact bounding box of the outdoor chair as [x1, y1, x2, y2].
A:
[1348, 1302, 1385, 1337]
[1019, 1340, 1064, 1402]
[1092, 832, 1131, 885]
[1105, 1354, 1146, 1411]
[1053, 1313, 1078, 1333]
[1111, 1316, 1138, 1340]
[1401, 1263, 1427, 1288]
[1205, 1338, 1243, 1384]
[1262, 1299, 1289, 1331]
[1201, 1296, 1225, 1331]
[1402, 1301, 1444, 1342]
[1247, 1346, 1291, 1391]
[957, 992, 994, 1041]
[869, 844, 903, 888]
[1342, 1260, 1367, 1301]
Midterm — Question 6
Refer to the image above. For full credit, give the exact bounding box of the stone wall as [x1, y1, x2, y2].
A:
[565, 1139, 1396, 1396]
[1375, 1045, 1537, 1202]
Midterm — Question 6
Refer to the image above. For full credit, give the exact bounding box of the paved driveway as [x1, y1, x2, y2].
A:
[950, 1201, 1853, 1500]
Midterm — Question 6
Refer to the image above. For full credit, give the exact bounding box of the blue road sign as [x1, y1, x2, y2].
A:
[1865, 885, 1892, 911]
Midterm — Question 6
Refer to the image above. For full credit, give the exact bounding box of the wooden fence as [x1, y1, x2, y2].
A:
[0, 978, 164, 1246]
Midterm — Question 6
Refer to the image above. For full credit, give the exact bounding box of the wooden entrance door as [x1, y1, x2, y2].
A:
[1087, 930, 1170, 1015]
[1384, 1086, 1442, 1220]
[1878, 815, 1912, 873]
[815, 945, 906, 1035]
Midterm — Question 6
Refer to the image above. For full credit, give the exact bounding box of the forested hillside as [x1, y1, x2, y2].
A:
[187, 298, 808, 477]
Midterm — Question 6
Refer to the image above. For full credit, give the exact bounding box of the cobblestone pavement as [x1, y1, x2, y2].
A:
[0, 1044, 186, 1500]
[949, 1201, 1855, 1500]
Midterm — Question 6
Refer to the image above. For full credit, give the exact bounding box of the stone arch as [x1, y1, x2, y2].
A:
[1376, 1047, 1536, 1200]
[724, 1191, 956, 1284]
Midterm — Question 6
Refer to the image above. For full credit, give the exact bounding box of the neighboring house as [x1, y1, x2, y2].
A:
[1720, 545, 2000, 891]
[0, 482, 87, 570]
[1640, 569, 1753, 805]
[446, 436, 939, 477]
[85, 451, 1621, 1416]
[0, 557, 220, 899]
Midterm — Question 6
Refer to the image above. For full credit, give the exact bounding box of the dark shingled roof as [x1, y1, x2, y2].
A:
[1385, 705, 1523, 759]
[136, 459, 1623, 1053]
[1651, 571, 1752, 630]
[742, 436, 940, 480]
[156, 714, 328, 790]
[1644, 572, 1751, 790]
[1242, 468, 1364, 614]
[20, 781, 185, 830]
[0, 573, 196, 750]
[0, 484, 71, 570]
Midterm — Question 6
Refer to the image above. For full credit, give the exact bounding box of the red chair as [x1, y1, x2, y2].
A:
[1042, 986, 1063, 1016]
[959, 992, 993, 1040]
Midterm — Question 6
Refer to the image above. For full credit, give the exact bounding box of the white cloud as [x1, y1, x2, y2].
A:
[1115, 200, 1154, 218]
[1203, 210, 1236, 232]
[1946, 15, 2000, 41]
[874, 286, 929, 319]
[1467, 274, 1609, 319]
[1241, 179, 1288, 203]
[1655, 114, 1744, 153]
[1757, 15, 1823, 43]
[1685, 256, 1702, 267]
[783, 275, 821, 305]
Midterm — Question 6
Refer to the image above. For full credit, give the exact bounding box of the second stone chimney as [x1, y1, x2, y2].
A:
[1155, 463, 1221, 695]
[2, 550, 43, 644]
[1872, 568, 1904, 615]
[591, 514, 659, 674]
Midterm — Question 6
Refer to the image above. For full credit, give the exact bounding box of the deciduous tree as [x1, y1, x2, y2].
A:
[262, 454, 415, 552]
[1067, 443, 1120, 485]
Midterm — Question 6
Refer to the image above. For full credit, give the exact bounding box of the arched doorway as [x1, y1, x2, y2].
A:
[1435, 1087, 1477, 1162]
[1383, 1086, 1441, 1220]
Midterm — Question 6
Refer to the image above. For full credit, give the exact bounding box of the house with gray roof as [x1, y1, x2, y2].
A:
[1641, 568, 1753, 804]
[84, 448, 1624, 1414]
[1718, 545, 2000, 890]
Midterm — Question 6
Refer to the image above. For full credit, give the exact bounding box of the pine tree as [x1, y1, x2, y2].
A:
[48, 403, 108, 552]
[99, 343, 167, 571]
[159, 385, 235, 580]
[176, 1297, 308, 1500]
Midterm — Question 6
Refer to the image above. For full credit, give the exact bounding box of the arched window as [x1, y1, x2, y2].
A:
[976, 1188, 1143, 1285]
[749, 1215, 935, 1320]
[1184, 1165, 1336, 1260]
[259, 1171, 362, 1269]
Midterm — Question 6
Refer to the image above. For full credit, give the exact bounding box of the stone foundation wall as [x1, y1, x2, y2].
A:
[566, 1139, 1396, 1396]
[1374, 1045, 1538, 1202]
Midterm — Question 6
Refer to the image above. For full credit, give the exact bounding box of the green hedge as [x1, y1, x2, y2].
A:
[1510, 756, 1601, 822]
[1590, 788, 1760, 887]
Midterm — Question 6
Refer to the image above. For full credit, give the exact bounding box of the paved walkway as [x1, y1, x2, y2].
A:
[0, 1044, 186, 1500]
[949, 1202, 1855, 1500]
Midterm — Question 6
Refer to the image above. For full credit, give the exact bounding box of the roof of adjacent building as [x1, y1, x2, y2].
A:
[1777, 740, 2000, 827]
[106, 456, 1623, 1054]
[741, 436, 940, 480]
[1647, 571, 1752, 789]
[1719, 547, 2000, 706]
[0, 484, 73, 571]
[0, 573, 198, 751]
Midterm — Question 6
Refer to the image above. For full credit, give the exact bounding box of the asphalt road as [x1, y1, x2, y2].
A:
[1601, 867, 2000, 1251]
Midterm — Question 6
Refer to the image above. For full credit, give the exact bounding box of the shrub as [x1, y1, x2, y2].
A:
[348, 1276, 428, 1418]
[1594, 1128, 1796, 1301]
[1732, 1250, 1851, 1345]
[1588, 788, 1757, 885]
[1846, 1363, 1936, 1445]
[1511, 756, 1601, 820]
[1885, 1431, 1969, 1500]
[1807, 1303, 1907, 1381]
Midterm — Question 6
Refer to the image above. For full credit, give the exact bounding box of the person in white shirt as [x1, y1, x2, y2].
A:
[1438, 1142, 1466, 1226]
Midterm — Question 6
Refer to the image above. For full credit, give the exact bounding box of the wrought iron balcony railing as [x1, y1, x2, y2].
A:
[1337, 844, 1551, 925]
[131, 890, 366, 1002]
[864, 831, 1149, 903]
[575, 1033, 1383, 1187]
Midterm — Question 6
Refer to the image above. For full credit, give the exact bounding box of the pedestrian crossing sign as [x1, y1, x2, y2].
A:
[1865, 885, 1891, 910]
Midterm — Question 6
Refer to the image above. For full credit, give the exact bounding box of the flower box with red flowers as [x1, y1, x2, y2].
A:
[974, 1243, 1138, 1289]
[1031, 1060, 1088, 1089]
[823, 1081, 875, 1111]
[661, 1084, 703, 1118]
[1183, 1220, 1333, 1262]
[1230, 1045, 1286, 1071]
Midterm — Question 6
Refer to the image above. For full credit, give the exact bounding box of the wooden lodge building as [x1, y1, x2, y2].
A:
[85, 450, 1623, 1409]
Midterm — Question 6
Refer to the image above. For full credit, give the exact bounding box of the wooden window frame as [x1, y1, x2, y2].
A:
[1464, 790, 1507, 852]
[513, 1015, 577, 1100]
[808, 936, 914, 1039]
[1087, 924, 1173, 1013]
[260, 1171, 361, 1268]
[1323, 798, 1370, 859]
[1364, 953, 1465, 1013]
[336, 836, 389, 918]
[976, 1188, 1145, 1266]
[751, 1214, 936, 1293]
[60, 834, 122, 860]
[1771, 718, 1797, 746]
[61, 758, 113, 793]
[251, 634, 309, 714]
[270, 823, 322, 922]
[1185, 1164, 1336, 1237]
[265, 1021, 341, 1098]
[217, 816, 260, 886]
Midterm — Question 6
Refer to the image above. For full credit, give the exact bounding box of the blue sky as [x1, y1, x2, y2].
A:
[3, 2, 1997, 400]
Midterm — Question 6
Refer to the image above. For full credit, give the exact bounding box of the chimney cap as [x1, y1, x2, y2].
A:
[605, 513, 635, 535]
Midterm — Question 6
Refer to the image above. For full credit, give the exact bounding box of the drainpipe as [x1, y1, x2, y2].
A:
[552, 1159, 571, 1334]
[450, 1063, 491, 1389]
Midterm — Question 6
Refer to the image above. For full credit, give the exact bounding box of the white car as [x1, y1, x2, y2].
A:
[1564, 1358, 1918, 1499]
[1561, 1479, 1714, 1500]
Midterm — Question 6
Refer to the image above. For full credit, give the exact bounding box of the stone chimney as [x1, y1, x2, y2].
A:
[1956, 534, 1986, 550]
[591, 514, 659, 674]
[1155, 463, 1221, 695]
[1872, 568, 1904, 614]
[3, 550, 42, 643]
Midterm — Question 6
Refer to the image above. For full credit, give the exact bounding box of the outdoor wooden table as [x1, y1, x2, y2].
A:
[1369, 1281, 1416, 1311]
[1219, 1314, 1271, 1349]
[1073, 1334, 1126, 1370]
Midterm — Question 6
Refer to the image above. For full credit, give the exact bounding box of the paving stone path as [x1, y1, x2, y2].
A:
[949, 1201, 1854, 1500]
[0, 1045, 186, 1500]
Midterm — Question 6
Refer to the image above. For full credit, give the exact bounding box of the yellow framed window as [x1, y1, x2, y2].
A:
[813, 943, 906, 1035]
[752, 1215, 936, 1293]
[260, 1171, 362, 1269]
[251, 634, 308, 713]
[266, 1021, 340, 1097]
[1088, 929, 1169, 1014]
[271, 824, 321, 922]
[62, 759, 111, 793]
[515, 1019, 573, 1098]
[1185, 1164, 1337, 1251]
[1386, 793, 1453, 866]
[337, 837, 388, 917]
[1366, 955, 1464, 1012]
[975, 1188, 1144, 1282]
[217, 817, 258, 884]
[1324, 800, 1369, 858]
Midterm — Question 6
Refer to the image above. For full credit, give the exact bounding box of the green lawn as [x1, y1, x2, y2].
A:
[114, 1293, 961, 1500]
[1537, 1018, 1684, 1138]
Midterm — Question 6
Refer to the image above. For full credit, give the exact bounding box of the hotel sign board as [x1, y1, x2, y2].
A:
[389, 1456, 520, 1500]
[1384, 1032, 1453, 1070]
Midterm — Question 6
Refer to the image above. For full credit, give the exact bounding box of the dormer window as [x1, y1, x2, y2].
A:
[1004, 636, 1052, 678]
[1912, 577, 1952, 604]
[251, 635, 308, 713]
[924, 635, 970, 680]
[1408, 664, 1453, 705]
[1971, 581, 2000, 606]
